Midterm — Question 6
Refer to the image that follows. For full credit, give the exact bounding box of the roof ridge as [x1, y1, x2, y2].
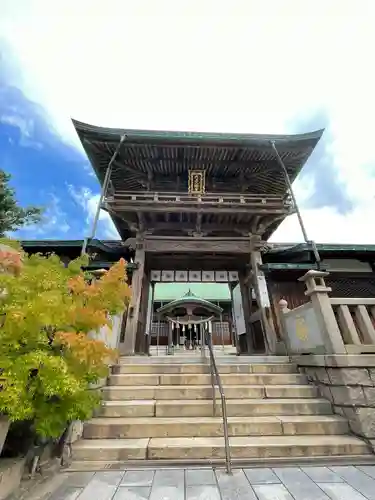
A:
[72, 118, 324, 145]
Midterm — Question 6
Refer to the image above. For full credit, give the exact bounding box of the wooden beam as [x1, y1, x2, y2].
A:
[133, 179, 284, 195]
[251, 214, 287, 235]
[196, 212, 202, 234]
[113, 190, 285, 201]
[147, 253, 248, 271]
[91, 142, 147, 185]
[112, 155, 283, 169]
[251, 216, 260, 234]
[108, 204, 290, 215]
[104, 207, 285, 237]
[260, 263, 325, 271]
[137, 212, 145, 232]
[112, 160, 148, 180]
[144, 237, 251, 253]
[146, 171, 153, 191]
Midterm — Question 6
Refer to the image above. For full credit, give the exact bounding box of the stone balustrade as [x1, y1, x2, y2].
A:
[278, 270, 375, 454]
[279, 270, 375, 355]
[331, 298, 375, 353]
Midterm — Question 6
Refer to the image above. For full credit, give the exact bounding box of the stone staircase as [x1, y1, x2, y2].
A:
[71, 354, 372, 467]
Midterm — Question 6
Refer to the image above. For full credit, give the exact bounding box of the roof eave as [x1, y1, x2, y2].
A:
[157, 298, 223, 315]
[72, 119, 324, 149]
[266, 243, 375, 256]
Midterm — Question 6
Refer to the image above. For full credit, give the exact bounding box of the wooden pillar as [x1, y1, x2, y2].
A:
[145, 281, 155, 355]
[167, 320, 173, 355]
[250, 244, 277, 354]
[229, 283, 240, 354]
[122, 239, 145, 355]
[227, 285, 236, 349]
[239, 275, 253, 354]
[135, 270, 150, 354]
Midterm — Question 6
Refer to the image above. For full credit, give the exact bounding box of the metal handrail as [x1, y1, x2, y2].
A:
[204, 329, 232, 474]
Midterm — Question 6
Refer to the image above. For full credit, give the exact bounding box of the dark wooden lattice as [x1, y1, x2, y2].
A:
[326, 277, 375, 298]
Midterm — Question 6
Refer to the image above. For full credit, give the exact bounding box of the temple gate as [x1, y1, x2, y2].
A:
[73, 121, 322, 356]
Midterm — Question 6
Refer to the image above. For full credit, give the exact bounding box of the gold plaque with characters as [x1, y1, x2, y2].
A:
[188, 170, 205, 195]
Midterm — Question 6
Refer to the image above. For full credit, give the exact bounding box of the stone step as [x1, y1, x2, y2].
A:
[149, 435, 371, 460]
[108, 373, 306, 386]
[67, 455, 375, 472]
[72, 439, 148, 461]
[102, 384, 318, 401]
[100, 398, 333, 417]
[72, 435, 371, 462]
[149, 346, 237, 354]
[118, 355, 291, 365]
[100, 400, 155, 418]
[113, 363, 298, 374]
[83, 415, 349, 439]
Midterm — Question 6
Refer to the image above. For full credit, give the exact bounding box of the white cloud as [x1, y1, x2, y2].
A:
[19, 193, 70, 237]
[0, 114, 43, 150]
[271, 202, 375, 245]
[1, 115, 32, 138]
[2, 0, 375, 243]
[68, 185, 119, 239]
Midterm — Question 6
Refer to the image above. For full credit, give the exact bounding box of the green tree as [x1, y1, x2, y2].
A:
[0, 170, 43, 236]
[0, 245, 131, 438]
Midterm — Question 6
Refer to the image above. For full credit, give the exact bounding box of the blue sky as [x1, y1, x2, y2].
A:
[0, 45, 117, 241]
[0, 43, 118, 240]
[1, 1, 375, 243]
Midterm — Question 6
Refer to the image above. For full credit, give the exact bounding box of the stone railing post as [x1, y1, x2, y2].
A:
[278, 298, 290, 315]
[299, 270, 346, 354]
[278, 299, 292, 354]
[278, 299, 289, 335]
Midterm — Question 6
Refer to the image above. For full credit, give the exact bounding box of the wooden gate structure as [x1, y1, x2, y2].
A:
[73, 120, 323, 355]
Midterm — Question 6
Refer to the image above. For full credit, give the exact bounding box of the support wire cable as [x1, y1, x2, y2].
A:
[270, 140, 322, 268]
[81, 134, 127, 256]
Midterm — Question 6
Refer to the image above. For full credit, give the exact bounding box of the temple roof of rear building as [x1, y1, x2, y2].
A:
[157, 289, 223, 315]
[266, 242, 375, 258]
[155, 283, 231, 302]
[21, 239, 375, 256]
[20, 239, 129, 255]
[72, 119, 324, 196]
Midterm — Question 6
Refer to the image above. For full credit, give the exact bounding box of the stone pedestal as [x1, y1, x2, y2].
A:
[295, 354, 375, 452]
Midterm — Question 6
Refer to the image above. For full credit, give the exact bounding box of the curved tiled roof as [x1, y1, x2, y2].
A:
[72, 119, 323, 196]
[157, 289, 223, 315]
[72, 121, 323, 239]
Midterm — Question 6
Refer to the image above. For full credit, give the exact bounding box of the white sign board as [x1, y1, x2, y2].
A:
[257, 274, 271, 308]
[232, 283, 246, 335]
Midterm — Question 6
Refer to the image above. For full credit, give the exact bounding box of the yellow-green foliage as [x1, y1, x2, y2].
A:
[0, 241, 131, 438]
